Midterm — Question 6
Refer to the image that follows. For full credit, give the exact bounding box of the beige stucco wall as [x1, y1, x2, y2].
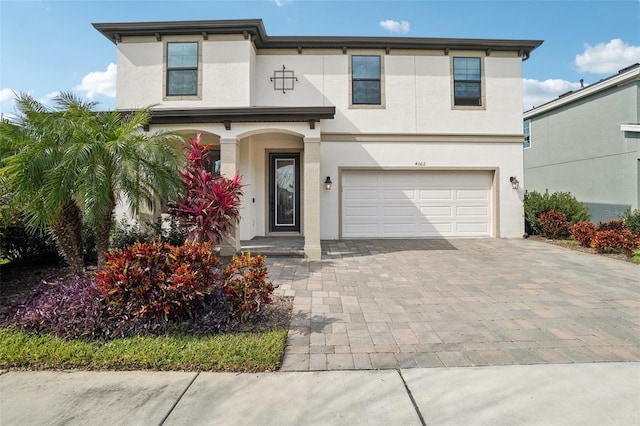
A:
[117, 37, 527, 248]
[319, 140, 525, 239]
[116, 37, 524, 137]
[117, 35, 253, 109]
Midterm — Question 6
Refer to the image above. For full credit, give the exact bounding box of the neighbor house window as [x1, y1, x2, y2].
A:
[352, 55, 381, 105]
[523, 120, 531, 149]
[166, 42, 198, 96]
[453, 57, 482, 106]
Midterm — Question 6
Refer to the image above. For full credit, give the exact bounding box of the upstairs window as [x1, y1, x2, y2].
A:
[166, 42, 198, 96]
[453, 57, 482, 106]
[524, 119, 531, 149]
[352, 55, 381, 105]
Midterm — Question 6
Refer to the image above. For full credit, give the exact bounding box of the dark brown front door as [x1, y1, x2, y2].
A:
[269, 153, 300, 232]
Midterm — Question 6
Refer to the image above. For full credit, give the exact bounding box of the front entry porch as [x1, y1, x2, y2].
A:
[217, 127, 322, 260]
[240, 236, 304, 258]
[147, 107, 334, 260]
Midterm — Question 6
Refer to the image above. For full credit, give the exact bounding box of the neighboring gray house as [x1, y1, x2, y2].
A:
[523, 63, 640, 223]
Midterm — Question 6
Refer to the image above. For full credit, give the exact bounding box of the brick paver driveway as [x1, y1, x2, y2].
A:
[266, 238, 639, 371]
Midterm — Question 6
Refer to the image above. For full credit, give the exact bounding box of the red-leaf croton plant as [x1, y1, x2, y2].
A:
[172, 134, 244, 244]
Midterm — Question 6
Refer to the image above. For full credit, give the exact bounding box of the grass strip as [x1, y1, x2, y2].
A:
[0, 327, 287, 372]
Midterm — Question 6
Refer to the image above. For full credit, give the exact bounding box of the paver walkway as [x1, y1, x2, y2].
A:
[265, 238, 639, 371]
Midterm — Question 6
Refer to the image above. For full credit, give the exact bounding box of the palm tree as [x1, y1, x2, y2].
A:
[1, 92, 186, 270]
[0, 94, 86, 273]
[55, 93, 186, 268]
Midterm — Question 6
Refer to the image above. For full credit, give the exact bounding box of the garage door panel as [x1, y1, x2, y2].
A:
[456, 206, 489, 216]
[383, 206, 418, 217]
[420, 206, 453, 217]
[418, 222, 454, 234]
[456, 189, 488, 200]
[345, 207, 378, 217]
[383, 189, 416, 200]
[345, 225, 378, 238]
[342, 170, 492, 238]
[381, 174, 416, 186]
[383, 223, 421, 234]
[344, 190, 378, 201]
[419, 190, 454, 200]
[456, 222, 491, 233]
[344, 173, 378, 184]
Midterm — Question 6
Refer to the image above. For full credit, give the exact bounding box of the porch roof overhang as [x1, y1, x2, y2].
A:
[130, 106, 336, 130]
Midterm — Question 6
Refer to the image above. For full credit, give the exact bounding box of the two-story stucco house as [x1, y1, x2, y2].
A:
[523, 63, 640, 223]
[93, 19, 542, 259]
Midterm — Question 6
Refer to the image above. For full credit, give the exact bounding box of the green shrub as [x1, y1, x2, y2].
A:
[96, 241, 227, 336]
[0, 215, 61, 265]
[82, 225, 97, 264]
[110, 216, 187, 250]
[0, 213, 99, 267]
[524, 190, 590, 235]
[149, 215, 188, 247]
[109, 218, 152, 250]
[223, 252, 275, 324]
[621, 208, 640, 233]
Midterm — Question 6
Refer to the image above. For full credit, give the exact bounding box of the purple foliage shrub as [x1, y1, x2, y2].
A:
[4, 275, 110, 340]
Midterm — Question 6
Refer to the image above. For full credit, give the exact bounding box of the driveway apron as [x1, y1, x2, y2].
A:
[265, 238, 640, 371]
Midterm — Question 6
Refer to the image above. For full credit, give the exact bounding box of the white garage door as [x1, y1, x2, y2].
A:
[342, 170, 492, 238]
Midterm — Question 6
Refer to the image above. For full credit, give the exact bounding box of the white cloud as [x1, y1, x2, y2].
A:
[37, 91, 60, 105]
[523, 78, 582, 110]
[74, 63, 117, 99]
[575, 39, 640, 74]
[273, 0, 290, 6]
[379, 20, 410, 34]
[0, 88, 14, 102]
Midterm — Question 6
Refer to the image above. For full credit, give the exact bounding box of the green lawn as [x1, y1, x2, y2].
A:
[0, 327, 287, 372]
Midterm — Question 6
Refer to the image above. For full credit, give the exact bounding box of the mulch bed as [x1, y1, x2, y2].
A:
[0, 261, 293, 332]
[527, 235, 634, 263]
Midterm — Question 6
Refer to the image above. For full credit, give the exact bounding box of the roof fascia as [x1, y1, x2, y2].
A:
[92, 19, 543, 57]
[524, 66, 640, 119]
[122, 106, 336, 126]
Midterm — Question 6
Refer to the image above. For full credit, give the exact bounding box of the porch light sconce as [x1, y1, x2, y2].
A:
[324, 176, 333, 190]
[510, 176, 520, 190]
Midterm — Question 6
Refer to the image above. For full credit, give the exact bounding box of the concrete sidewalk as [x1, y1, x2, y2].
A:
[2, 362, 638, 425]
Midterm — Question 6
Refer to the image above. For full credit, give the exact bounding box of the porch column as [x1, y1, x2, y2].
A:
[219, 137, 241, 256]
[303, 136, 322, 260]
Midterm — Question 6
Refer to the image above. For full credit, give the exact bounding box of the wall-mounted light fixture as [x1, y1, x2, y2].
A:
[510, 176, 520, 190]
[324, 176, 333, 190]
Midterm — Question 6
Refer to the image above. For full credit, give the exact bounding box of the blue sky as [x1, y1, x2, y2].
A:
[1, 0, 639, 117]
